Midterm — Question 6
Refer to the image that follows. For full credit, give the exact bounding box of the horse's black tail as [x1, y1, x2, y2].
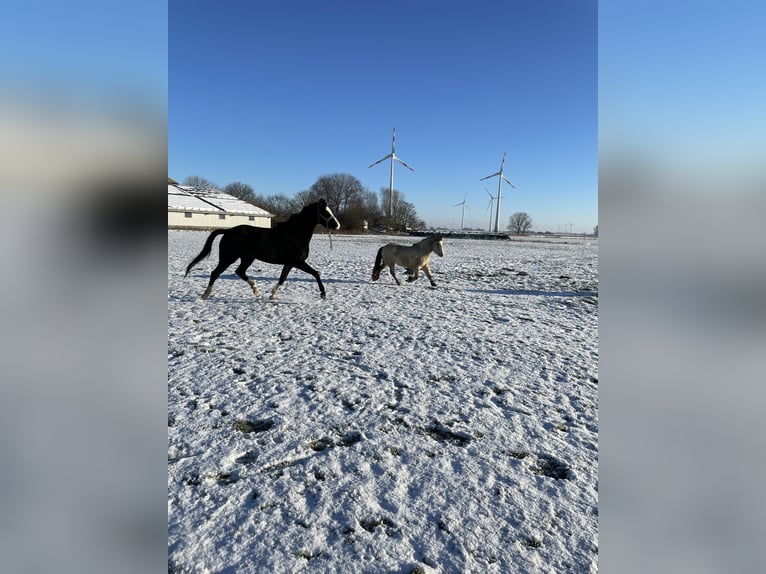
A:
[185, 229, 227, 277]
[371, 247, 384, 281]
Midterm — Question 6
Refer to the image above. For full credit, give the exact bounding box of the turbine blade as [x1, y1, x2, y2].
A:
[368, 154, 392, 168]
[502, 175, 515, 188]
[479, 171, 500, 181]
[395, 157, 415, 171]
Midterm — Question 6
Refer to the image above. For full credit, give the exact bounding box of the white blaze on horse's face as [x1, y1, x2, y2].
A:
[435, 239, 444, 257]
[323, 205, 341, 230]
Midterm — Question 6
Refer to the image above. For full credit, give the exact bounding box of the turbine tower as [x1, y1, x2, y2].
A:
[484, 188, 497, 232]
[368, 127, 415, 224]
[479, 151, 515, 232]
[453, 194, 468, 230]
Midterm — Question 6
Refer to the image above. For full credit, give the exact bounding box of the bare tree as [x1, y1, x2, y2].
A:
[223, 181, 255, 201]
[508, 212, 532, 235]
[308, 174, 364, 216]
[379, 188, 424, 231]
[292, 189, 319, 210]
[252, 193, 296, 222]
[182, 175, 219, 189]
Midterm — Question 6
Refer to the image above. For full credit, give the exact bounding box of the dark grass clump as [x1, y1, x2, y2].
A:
[234, 419, 274, 434]
[532, 454, 571, 480]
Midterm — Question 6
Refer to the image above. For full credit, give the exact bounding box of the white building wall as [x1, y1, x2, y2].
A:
[168, 210, 271, 229]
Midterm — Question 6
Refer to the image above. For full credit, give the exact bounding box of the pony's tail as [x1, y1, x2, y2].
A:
[371, 247, 384, 281]
[185, 229, 227, 277]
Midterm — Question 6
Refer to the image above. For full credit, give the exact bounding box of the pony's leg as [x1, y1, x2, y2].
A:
[235, 256, 260, 297]
[295, 261, 327, 299]
[388, 264, 401, 285]
[423, 264, 437, 287]
[406, 267, 420, 282]
[270, 265, 293, 300]
[201, 255, 237, 300]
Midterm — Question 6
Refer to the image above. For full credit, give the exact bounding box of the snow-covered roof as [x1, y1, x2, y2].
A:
[168, 183, 272, 217]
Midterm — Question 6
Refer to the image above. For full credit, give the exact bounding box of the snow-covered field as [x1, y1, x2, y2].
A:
[168, 230, 598, 573]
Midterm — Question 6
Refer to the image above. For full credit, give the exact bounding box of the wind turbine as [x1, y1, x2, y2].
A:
[479, 151, 515, 232]
[484, 188, 496, 232]
[368, 127, 415, 224]
[453, 194, 469, 230]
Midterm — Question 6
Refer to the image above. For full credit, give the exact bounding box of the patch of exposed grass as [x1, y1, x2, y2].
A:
[521, 536, 543, 548]
[234, 419, 274, 434]
[532, 454, 571, 480]
[424, 423, 472, 447]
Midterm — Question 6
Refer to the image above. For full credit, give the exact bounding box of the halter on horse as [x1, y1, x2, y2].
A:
[185, 199, 340, 300]
[371, 234, 444, 287]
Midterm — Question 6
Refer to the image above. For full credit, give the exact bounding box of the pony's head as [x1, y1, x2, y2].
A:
[432, 233, 444, 257]
[316, 198, 341, 230]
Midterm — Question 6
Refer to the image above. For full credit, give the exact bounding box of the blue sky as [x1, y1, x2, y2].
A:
[169, 0, 597, 232]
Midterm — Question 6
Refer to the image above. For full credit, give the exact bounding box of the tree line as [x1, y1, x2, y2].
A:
[182, 174, 426, 232]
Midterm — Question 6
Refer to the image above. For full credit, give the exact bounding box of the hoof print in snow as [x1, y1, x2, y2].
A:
[339, 430, 363, 447]
[359, 516, 397, 535]
[424, 423, 472, 447]
[234, 419, 274, 434]
[307, 431, 362, 452]
[531, 454, 571, 480]
[295, 549, 322, 561]
[507, 450, 529, 460]
[203, 471, 236, 485]
[260, 457, 306, 474]
[235, 450, 259, 465]
[307, 437, 334, 452]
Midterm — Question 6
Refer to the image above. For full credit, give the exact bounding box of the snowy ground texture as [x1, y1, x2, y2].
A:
[168, 231, 598, 573]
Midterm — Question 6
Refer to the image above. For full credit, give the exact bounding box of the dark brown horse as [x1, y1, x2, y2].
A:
[185, 199, 340, 300]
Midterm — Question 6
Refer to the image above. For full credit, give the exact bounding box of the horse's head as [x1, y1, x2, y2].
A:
[432, 233, 444, 257]
[316, 199, 341, 230]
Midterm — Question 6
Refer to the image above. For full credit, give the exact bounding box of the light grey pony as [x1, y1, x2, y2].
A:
[371, 234, 444, 287]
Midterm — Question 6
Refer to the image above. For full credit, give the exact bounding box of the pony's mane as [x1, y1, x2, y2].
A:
[417, 233, 442, 244]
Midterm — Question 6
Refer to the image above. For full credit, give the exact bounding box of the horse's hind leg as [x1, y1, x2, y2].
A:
[201, 255, 237, 300]
[235, 256, 260, 297]
[270, 265, 293, 300]
[406, 267, 420, 282]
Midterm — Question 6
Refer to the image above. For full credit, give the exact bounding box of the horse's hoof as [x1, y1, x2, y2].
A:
[320, 293, 327, 300]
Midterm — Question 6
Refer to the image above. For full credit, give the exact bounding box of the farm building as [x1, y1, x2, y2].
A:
[168, 179, 273, 229]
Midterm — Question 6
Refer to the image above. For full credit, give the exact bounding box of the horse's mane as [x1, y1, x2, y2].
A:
[417, 233, 442, 244]
[273, 201, 318, 230]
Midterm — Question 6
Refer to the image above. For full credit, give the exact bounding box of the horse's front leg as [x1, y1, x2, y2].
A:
[406, 267, 420, 283]
[423, 264, 437, 287]
[388, 264, 401, 285]
[270, 265, 293, 300]
[295, 261, 327, 299]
